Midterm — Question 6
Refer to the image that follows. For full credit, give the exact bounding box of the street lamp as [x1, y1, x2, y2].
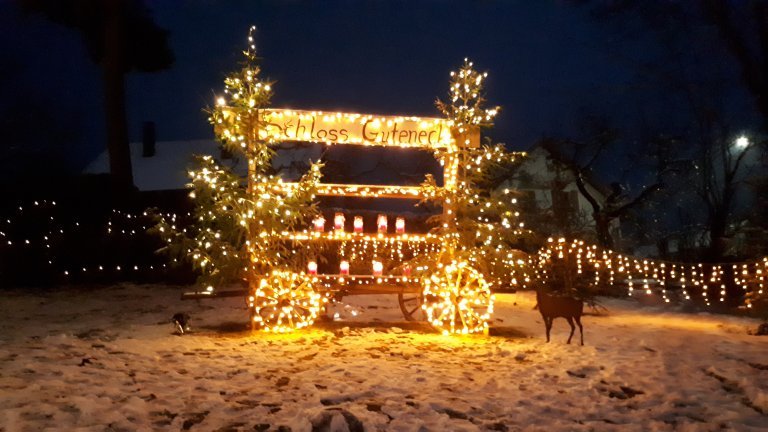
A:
[735, 136, 750, 149]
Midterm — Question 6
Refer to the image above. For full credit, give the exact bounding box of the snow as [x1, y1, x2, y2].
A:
[83, 140, 227, 191]
[1, 285, 766, 431]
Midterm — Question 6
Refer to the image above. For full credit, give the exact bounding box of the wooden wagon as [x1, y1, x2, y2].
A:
[183, 108, 494, 334]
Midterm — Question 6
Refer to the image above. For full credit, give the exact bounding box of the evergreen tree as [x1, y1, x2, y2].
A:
[415, 59, 527, 334]
[153, 28, 324, 331]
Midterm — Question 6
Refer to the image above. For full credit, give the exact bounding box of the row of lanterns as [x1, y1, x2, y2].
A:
[307, 259, 411, 277]
[313, 213, 405, 234]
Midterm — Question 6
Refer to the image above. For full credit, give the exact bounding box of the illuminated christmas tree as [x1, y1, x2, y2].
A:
[416, 59, 527, 334]
[153, 27, 323, 314]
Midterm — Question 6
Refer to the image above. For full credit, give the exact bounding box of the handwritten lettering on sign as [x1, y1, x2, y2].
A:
[259, 109, 454, 148]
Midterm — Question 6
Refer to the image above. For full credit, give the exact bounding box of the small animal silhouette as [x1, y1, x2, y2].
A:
[171, 312, 191, 335]
[536, 290, 584, 345]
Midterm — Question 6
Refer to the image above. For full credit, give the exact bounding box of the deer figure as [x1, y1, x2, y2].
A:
[536, 290, 584, 345]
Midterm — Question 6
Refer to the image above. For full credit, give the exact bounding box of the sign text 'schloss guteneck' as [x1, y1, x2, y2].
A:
[260, 109, 453, 148]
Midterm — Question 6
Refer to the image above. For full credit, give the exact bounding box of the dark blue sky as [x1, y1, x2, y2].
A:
[130, 0, 628, 145]
[1, 1, 640, 173]
[0, 0, 626, 174]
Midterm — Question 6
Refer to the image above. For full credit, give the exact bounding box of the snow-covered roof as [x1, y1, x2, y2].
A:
[83, 140, 243, 191]
[83, 139, 433, 193]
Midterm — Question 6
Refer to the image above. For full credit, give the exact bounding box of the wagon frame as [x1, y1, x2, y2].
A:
[184, 108, 492, 333]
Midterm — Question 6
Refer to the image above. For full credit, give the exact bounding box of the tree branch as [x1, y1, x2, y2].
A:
[608, 182, 663, 217]
[573, 170, 602, 214]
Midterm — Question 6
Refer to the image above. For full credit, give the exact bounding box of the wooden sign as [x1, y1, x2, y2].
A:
[258, 109, 455, 148]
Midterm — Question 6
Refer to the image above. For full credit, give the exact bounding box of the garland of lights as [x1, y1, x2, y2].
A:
[0, 198, 765, 316]
[529, 237, 768, 309]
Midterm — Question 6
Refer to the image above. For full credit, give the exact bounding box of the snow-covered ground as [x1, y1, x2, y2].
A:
[0, 285, 766, 431]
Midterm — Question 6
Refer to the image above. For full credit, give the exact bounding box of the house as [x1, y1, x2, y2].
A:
[501, 143, 620, 242]
[83, 123, 318, 192]
[83, 138, 230, 191]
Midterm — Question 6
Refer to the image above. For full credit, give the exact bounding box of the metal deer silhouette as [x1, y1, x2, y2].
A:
[536, 290, 584, 345]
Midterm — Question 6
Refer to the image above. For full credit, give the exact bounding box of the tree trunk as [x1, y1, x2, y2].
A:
[594, 212, 614, 249]
[103, 0, 134, 194]
[706, 211, 728, 261]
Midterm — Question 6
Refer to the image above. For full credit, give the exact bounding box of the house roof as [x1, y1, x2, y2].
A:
[83, 140, 242, 191]
[526, 141, 611, 197]
[83, 139, 334, 192]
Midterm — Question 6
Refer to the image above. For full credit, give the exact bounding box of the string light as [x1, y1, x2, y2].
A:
[524, 237, 767, 310]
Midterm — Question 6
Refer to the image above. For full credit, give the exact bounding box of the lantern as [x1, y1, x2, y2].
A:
[353, 216, 364, 233]
[307, 261, 318, 275]
[313, 216, 325, 232]
[372, 261, 383, 276]
[377, 214, 387, 233]
[340, 260, 350, 275]
[395, 217, 405, 234]
[334, 212, 345, 231]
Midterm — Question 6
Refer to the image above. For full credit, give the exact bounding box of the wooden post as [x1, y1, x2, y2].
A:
[247, 110, 259, 330]
[441, 125, 480, 260]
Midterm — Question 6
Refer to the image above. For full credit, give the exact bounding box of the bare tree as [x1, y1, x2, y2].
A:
[20, 0, 174, 194]
[577, 0, 765, 260]
[696, 135, 756, 259]
[538, 118, 677, 249]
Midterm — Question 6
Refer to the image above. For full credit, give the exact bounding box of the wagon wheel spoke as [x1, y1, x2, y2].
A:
[250, 271, 321, 332]
[453, 265, 464, 292]
[423, 262, 494, 334]
[398, 291, 424, 321]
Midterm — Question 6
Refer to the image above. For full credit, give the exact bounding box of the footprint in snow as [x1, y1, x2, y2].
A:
[311, 408, 364, 432]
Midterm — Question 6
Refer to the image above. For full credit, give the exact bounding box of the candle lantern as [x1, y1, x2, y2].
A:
[353, 216, 364, 233]
[403, 265, 411, 277]
[334, 212, 345, 231]
[340, 260, 350, 275]
[307, 261, 318, 275]
[372, 261, 383, 276]
[313, 216, 325, 232]
[377, 214, 388, 233]
[395, 217, 405, 234]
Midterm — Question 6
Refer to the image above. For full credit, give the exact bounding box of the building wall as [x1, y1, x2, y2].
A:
[502, 146, 620, 240]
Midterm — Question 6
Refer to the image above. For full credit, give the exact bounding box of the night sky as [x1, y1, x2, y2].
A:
[0, 0, 643, 175]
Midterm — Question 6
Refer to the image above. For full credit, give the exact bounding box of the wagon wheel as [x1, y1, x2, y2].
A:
[249, 270, 324, 332]
[397, 291, 424, 321]
[422, 261, 494, 335]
